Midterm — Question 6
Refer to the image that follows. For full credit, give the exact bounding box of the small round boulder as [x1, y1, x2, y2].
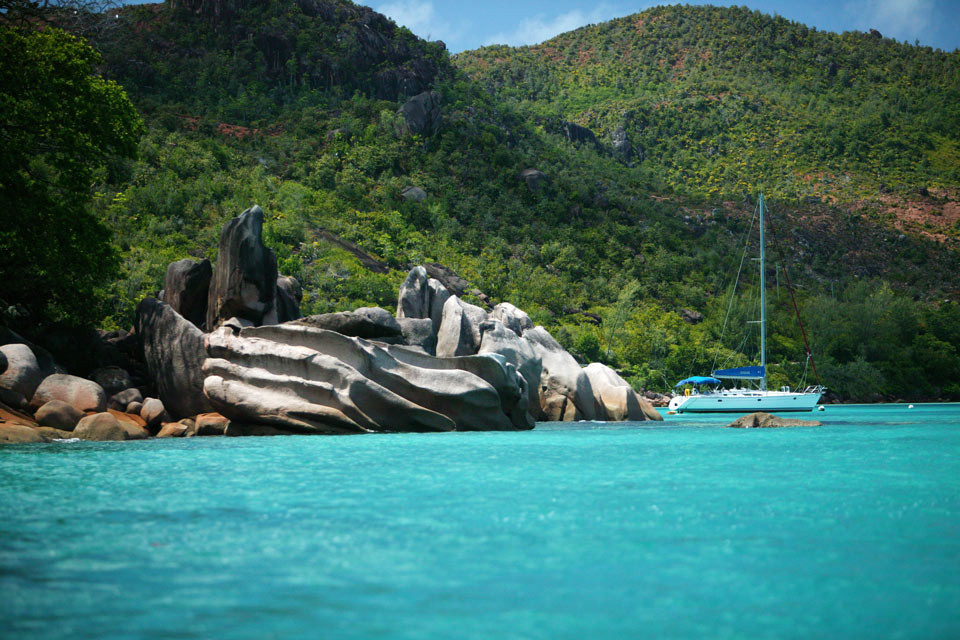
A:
[74, 413, 128, 441]
[31, 374, 107, 413]
[34, 400, 84, 431]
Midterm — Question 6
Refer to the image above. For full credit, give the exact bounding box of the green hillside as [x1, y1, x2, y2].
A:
[2, 0, 959, 401]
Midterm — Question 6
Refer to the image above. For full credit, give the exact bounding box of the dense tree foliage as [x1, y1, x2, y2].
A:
[5, 0, 958, 401]
[0, 24, 143, 325]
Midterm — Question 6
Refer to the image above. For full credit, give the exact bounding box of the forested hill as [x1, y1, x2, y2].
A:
[5, 0, 960, 401]
[455, 5, 960, 235]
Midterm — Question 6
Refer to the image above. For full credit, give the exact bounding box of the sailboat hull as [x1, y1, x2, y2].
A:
[668, 390, 822, 413]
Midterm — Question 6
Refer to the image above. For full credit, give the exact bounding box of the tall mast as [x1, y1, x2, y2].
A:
[759, 193, 767, 391]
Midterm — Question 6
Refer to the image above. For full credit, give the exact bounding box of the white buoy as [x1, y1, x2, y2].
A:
[908, 404, 914, 409]
[818, 405, 825, 411]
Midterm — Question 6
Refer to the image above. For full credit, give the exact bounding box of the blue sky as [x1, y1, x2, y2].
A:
[372, 0, 960, 53]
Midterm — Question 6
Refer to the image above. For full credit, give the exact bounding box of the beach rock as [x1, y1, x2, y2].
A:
[74, 413, 128, 441]
[202, 323, 531, 433]
[126, 400, 143, 416]
[140, 398, 171, 431]
[436, 296, 487, 357]
[294, 307, 401, 340]
[275, 276, 302, 323]
[0, 423, 45, 444]
[478, 320, 542, 416]
[0, 401, 38, 428]
[31, 374, 106, 413]
[523, 326, 597, 421]
[195, 412, 229, 436]
[163, 258, 212, 328]
[0, 350, 6, 375]
[224, 423, 299, 437]
[396, 266, 450, 334]
[0, 344, 44, 408]
[397, 317, 436, 355]
[90, 366, 132, 396]
[136, 298, 214, 419]
[34, 426, 73, 440]
[108, 387, 143, 412]
[727, 412, 822, 428]
[489, 302, 534, 337]
[34, 400, 83, 431]
[582, 363, 661, 421]
[156, 421, 189, 438]
[397, 90, 441, 136]
[106, 409, 149, 439]
[206, 205, 279, 330]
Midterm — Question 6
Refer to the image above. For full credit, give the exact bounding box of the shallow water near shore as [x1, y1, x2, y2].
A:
[2, 404, 959, 639]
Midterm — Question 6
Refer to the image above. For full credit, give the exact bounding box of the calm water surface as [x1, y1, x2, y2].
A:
[2, 404, 959, 639]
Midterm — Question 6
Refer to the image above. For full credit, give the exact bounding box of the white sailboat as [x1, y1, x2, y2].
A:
[668, 194, 824, 414]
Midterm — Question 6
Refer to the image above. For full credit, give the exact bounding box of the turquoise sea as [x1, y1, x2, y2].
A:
[2, 404, 959, 639]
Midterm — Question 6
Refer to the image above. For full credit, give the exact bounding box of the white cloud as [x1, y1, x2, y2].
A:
[850, 0, 934, 42]
[375, 0, 459, 44]
[483, 5, 622, 47]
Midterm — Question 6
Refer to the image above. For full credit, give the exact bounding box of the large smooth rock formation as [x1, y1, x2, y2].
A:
[582, 363, 661, 421]
[436, 296, 487, 357]
[275, 276, 302, 323]
[35, 400, 84, 431]
[397, 317, 436, 355]
[397, 90, 441, 136]
[478, 320, 542, 417]
[163, 258, 212, 328]
[74, 413, 129, 441]
[0, 423, 45, 444]
[727, 412, 821, 428]
[0, 344, 43, 409]
[202, 323, 532, 434]
[396, 266, 450, 334]
[523, 326, 597, 421]
[489, 302, 534, 337]
[206, 205, 279, 330]
[31, 374, 106, 413]
[137, 298, 214, 419]
[295, 307, 401, 340]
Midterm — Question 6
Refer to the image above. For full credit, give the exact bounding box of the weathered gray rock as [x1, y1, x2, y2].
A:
[202, 323, 532, 434]
[397, 317, 436, 355]
[478, 320, 542, 417]
[108, 387, 143, 412]
[195, 412, 230, 436]
[34, 400, 84, 431]
[563, 121, 597, 146]
[140, 398, 170, 430]
[136, 298, 214, 419]
[163, 258, 212, 328]
[520, 168, 548, 191]
[522, 326, 597, 421]
[401, 186, 427, 202]
[0, 423, 45, 444]
[611, 125, 631, 158]
[0, 344, 44, 407]
[490, 302, 534, 337]
[582, 363, 661, 421]
[397, 90, 441, 136]
[295, 307, 402, 340]
[206, 205, 279, 330]
[396, 266, 451, 335]
[31, 374, 106, 413]
[436, 296, 487, 357]
[275, 276, 302, 323]
[727, 412, 821, 428]
[35, 426, 73, 440]
[74, 413, 128, 441]
[126, 400, 143, 416]
[91, 366, 132, 396]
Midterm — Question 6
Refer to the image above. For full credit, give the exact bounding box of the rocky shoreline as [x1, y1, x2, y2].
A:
[1, 205, 662, 444]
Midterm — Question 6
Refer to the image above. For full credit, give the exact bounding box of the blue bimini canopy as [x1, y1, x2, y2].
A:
[712, 365, 765, 380]
[674, 376, 722, 387]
